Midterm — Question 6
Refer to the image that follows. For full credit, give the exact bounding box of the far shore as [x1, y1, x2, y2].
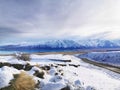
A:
[0, 51, 85, 56]
[1, 48, 120, 56]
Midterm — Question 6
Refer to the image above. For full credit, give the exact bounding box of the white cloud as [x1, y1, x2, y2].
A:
[1, 0, 120, 43]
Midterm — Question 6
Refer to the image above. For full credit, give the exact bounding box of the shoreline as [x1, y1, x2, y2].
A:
[0, 51, 85, 56]
[81, 58, 120, 74]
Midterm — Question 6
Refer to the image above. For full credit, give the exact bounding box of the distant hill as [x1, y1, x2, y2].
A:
[1, 39, 120, 51]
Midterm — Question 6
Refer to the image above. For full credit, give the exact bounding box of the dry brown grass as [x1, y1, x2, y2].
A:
[1, 72, 36, 90]
[12, 71, 36, 90]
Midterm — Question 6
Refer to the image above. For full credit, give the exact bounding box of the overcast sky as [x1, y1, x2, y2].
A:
[0, 0, 120, 44]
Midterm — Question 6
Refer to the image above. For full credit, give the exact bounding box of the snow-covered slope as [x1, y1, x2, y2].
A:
[0, 54, 120, 90]
[79, 51, 120, 66]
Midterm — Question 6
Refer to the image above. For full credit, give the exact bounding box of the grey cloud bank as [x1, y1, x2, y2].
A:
[0, 0, 120, 44]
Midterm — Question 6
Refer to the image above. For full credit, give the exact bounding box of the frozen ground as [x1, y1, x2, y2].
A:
[0, 54, 120, 90]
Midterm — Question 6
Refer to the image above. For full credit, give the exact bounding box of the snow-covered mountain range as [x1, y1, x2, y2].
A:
[1, 39, 120, 51]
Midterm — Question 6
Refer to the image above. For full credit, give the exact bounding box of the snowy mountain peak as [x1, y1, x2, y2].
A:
[1, 39, 120, 51]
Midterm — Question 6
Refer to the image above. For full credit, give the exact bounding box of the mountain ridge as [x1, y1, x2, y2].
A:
[1, 39, 120, 51]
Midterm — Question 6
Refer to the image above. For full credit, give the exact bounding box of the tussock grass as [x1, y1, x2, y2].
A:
[1, 72, 36, 90]
[24, 63, 33, 71]
[34, 70, 44, 79]
[41, 65, 50, 70]
[12, 72, 36, 90]
[0, 62, 11, 68]
[12, 64, 24, 70]
[0, 63, 33, 70]
[15, 53, 30, 61]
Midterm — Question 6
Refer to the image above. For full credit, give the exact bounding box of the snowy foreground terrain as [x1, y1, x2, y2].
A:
[0, 54, 120, 90]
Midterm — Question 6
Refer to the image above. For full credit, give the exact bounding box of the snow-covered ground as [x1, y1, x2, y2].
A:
[0, 54, 120, 90]
[79, 51, 120, 66]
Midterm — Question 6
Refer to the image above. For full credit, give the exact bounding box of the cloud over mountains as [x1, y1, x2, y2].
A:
[0, 0, 120, 43]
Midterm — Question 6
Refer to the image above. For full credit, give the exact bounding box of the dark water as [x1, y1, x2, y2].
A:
[1, 48, 119, 55]
[0, 49, 78, 54]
